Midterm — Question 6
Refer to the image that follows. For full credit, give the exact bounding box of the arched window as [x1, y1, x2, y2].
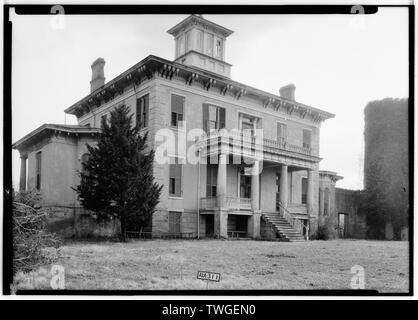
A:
[81, 153, 91, 174]
[324, 188, 330, 216]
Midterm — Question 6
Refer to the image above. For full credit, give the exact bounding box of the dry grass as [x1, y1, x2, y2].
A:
[17, 239, 409, 293]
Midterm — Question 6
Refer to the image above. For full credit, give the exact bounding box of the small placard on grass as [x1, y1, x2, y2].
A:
[197, 271, 221, 282]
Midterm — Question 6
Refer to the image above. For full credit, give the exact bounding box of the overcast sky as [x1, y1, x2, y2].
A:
[10, 9, 409, 190]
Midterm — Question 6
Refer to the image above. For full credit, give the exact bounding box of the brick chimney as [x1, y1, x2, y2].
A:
[279, 84, 296, 101]
[90, 57, 105, 93]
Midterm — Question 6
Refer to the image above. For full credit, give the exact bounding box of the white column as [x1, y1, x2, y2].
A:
[279, 165, 288, 207]
[251, 160, 260, 211]
[307, 169, 314, 215]
[217, 153, 227, 208]
[19, 155, 27, 191]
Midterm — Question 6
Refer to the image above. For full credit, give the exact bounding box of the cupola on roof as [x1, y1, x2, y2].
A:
[167, 14, 234, 78]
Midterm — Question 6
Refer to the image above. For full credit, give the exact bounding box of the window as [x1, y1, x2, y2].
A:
[239, 171, 252, 199]
[81, 153, 91, 175]
[136, 94, 149, 129]
[168, 211, 181, 234]
[197, 30, 204, 52]
[206, 33, 214, 56]
[324, 188, 330, 216]
[206, 164, 217, 197]
[35, 151, 42, 190]
[277, 122, 287, 144]
[202, 104, 225, 133]
[185, 30, 192, 51]
[215, 39, 223, 59]
[303, 129, 311, 149]
[240, 114, 258, 136]
[169, 158, 182, 197]
[301, 177, 307, 204]
[171, 94, 184, 127]
[101, 114, 107, 128]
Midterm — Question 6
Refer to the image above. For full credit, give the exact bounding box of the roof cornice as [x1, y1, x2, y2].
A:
[12, 124, 100, 151]
[64, 55, 335, 123]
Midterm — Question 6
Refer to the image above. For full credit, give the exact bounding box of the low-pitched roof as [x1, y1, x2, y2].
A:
[12, 124, 100, 151]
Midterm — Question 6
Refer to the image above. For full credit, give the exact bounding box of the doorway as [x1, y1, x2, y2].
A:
[205, 215, 214, 237]
[338, 213, 348, 238]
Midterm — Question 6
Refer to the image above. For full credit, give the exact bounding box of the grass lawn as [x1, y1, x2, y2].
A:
[17, 239, 409, 293]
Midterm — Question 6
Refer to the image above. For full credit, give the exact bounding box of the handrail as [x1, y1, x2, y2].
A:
[276, 200, 294, 226]
[276, 200, 309, 240]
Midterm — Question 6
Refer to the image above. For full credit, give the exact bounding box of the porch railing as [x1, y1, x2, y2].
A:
[200, 196, 252, 211]
[226, 197, 252, 211]
[202, 131, 312, 156]
[200, 197, 217, 210]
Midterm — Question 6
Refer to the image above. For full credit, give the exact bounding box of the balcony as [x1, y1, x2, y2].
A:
[199, 131, 315, 163]
[200, 196, 252, 212]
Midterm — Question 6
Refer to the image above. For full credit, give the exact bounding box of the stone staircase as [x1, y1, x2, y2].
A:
[262, 212, 306, 242]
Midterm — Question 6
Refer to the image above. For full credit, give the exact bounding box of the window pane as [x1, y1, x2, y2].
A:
[171, 112, 177, 127]
[197, 30, 204, 52]
[208, 105, 217, 121]
[206, 34, 214, 56]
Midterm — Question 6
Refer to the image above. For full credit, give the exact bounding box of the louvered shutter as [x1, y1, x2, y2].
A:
[219, 107, 226, 129]
[202, 103, 209, 133]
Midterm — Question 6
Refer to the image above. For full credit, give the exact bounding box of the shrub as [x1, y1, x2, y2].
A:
[312, 222, 337, 240]
[13, 189, 62, 275]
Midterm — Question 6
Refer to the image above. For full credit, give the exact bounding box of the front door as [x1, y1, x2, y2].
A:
[338, 213, 348, 238]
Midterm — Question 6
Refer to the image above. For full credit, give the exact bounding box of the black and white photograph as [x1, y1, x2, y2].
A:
[2, 2, 413, 301]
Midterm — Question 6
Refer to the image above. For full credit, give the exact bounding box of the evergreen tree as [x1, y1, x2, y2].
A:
[75, 105, 162, 241]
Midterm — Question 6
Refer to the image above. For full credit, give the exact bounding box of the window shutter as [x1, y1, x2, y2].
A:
[202, 103, 209, 133]
[219, 107, 226, 129]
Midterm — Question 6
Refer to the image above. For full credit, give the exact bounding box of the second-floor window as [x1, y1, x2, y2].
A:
[277, 122, 287, 143]
[101, 114, 107, 128]
[136, 94, 149, 129]
[240, 114, 259, 136]
[169, 158, 183, 197]
[203, 104, 225, 133]
[303, 129, 311, 149]
[171, 94, 184, 127]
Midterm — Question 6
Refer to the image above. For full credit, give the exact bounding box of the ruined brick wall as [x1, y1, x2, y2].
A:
[335, 188, 366, 238]
[364, 98, 409, 239]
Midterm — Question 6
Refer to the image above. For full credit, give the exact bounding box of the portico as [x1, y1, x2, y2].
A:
[197, 130, 319, 239]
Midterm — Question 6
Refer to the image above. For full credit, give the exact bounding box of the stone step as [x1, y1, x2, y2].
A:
[262, 213, 306, 242]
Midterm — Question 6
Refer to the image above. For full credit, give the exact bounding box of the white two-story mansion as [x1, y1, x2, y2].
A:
[13, 15, 348, 241]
